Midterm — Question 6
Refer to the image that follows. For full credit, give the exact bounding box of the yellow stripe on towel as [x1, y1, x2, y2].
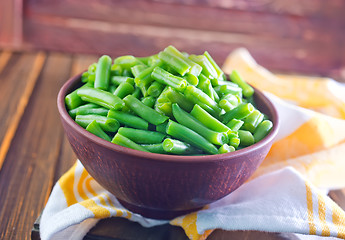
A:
[317, 193, 330, 236]
[58, 162, 78, 206]
[306, 182, 317, 235]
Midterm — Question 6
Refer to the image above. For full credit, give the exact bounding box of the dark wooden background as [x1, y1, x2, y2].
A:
[1, 1, 345, 239]
[1, 0, 345, 81]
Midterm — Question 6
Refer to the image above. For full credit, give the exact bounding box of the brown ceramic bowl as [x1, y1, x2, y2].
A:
[57, 73, 279, 220]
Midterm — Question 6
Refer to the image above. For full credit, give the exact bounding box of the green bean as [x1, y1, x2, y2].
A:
[86, 120, 111, 141]
[172, 103, 228, 145]
[242, 110, 264, 133]
[111, 133, 149, 152]
[88, 63, 97, 74]
[107, 110, 148, 130]
[166, 120, 218, 154]
[254, 120, 273, 143]
[197, 74, 214, 100]
[230, 70, 254, 98]
[131, 87, 142, 99]
[81, 72, 89, 83]
[204, 51, 224, 81]
[147, 81, 165, 97]
[69, 103, 99, 119]
[190, 104, 230, 133]
[114, 55, 144, 69]
[147, 54, 161, 66]
[219, 99, 235, 112]
[122, 69, 133, 77]
[164, 46, 202, 77]
[77, 86, 125, 110]
[188, 54, 218, 80]
[118, 127, 166, 144]
[165, 87, 194, 112]
[183, 73, 199, 86]
[155, 122, 168, 134]
[94, 55, 112, 90]
[151, 67, 187, 92]
[75, 114, 120, 132]
[113, 82, 135, 99]
[76, 107, 109, 117]
[218, 80, 239, 88]
[109, 85, 117, 94]
[123, 95, 168, 125]
[184, 86, 222, 115]
[216, 84, 242, 97]
[163, 138, 201, 155]
[229, 137, 240, 148]
[226, 119, 244, 131]
[218, 144, 235, 154]
[222, 103, 254, 123]
[158, 51, 190, 76]
[141, 143, 166, 154]
[238, 130, 254, 147]
[141, 96, 156, 108]
[154, 102, 173, 118]
[222, 93, 240, 107]
[65, 83, 92, 110]
[111, 64, 122, 76]
[111, 76, 135, 86]
[131, 65, 147, 78]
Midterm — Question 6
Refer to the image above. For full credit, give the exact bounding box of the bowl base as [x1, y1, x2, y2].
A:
[118, 199, 203, 220]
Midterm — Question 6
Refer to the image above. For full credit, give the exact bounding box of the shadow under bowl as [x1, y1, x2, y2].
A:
[57, 73, 279, 220]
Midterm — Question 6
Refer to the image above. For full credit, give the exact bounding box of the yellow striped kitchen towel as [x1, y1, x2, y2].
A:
[40, 49, 345, 240]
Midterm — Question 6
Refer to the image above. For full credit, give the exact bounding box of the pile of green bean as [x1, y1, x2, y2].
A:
[65, 46, 273, 155]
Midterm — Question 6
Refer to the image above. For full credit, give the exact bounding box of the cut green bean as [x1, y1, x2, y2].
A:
[188, 54, 218, 80]
[254, 120, 273, 143]
[158, 51, 190, 76]
[226, 119, 244, 131]
[111, 76, 135, 86]
[118, 127, 166, 144]
[219, 99, 235, 112]
[123, 95, 168, 125]
[184, 86, 222, 115]
[222, 103, 254, 123]
[242, 110, 264, 133]
[229, 137, 240, 148]
[86, 120, 111, 141]
[230, 70, 254, 98]
[69, 103, 99, 119]
[75, 114, 120, 132]
[114, 55, 144, 69]
[151, 67, 187, 92]
[111, 64, 122, 77]
[172, 103, 228, 145]
[141, 96, 156, 108]
[183, 73, 199, 86]
[147, 81, 165, 97]
[131, 65, 147, 78]
[111, 133, 149, 152]
[77, 86, 125, 110]
[216, 84, 242, 97]
[190, 104, 230, 133]
[65, 83, 91, 110]
[163, 138, 201, 155]
[94, 55, 112, 90]
[155, 102, 173, 118]
[197, 74, 214, 100]
[155, 122, 167, 134]
[218, 144, 235, 154]
[131, 87, 142, 99]
[165, 87, 194, 112]
[238, 130, 254, 147]
[166, 120, 218, 155]
[76, 107, 109, 117]
[141, 143, 166, 154]
[204, 51, 224, 80]
[113, 82, 135, 99]
[164, 46, 202, 77]
[107, 110, 148, 130]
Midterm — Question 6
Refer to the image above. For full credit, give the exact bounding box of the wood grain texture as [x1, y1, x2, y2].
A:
[0, 52, 45, 170]
[0, 53, 72, 240]
[0, 0, 23, 47]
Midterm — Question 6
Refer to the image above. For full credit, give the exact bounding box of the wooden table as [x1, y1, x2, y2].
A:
[0, 50, 344, 240]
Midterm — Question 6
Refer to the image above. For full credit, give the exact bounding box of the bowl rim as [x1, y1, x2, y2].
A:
[57, 72, 279, 163]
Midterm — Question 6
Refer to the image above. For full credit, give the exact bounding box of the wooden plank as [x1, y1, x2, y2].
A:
[22, 16, 343, 80]
[0, 52, 46, 170]
[0, 0, 23, 47]
[0, 53, 72, 239]
[0, 50, 13, 73]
